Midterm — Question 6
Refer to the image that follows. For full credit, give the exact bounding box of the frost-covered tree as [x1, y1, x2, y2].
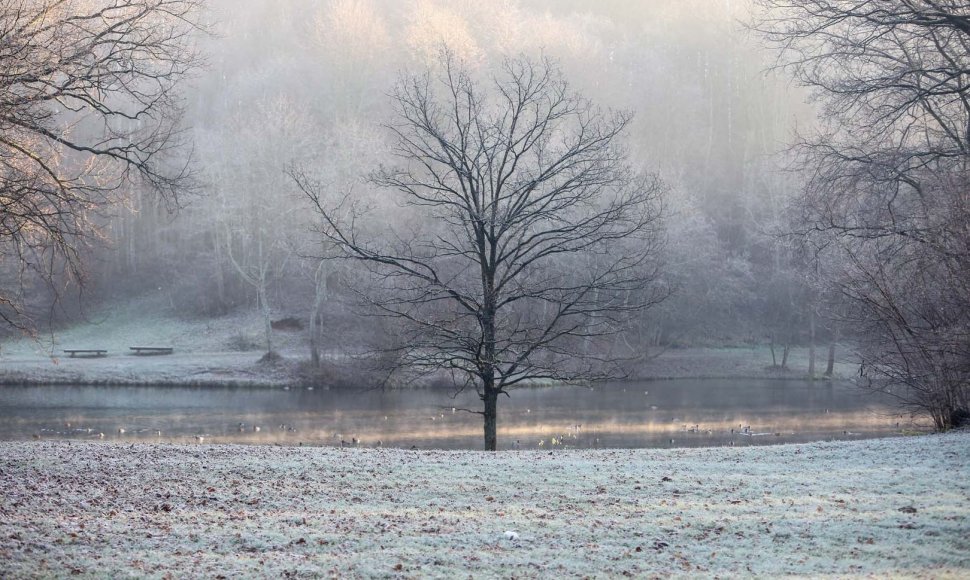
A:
[293, 54, 667, 450]
[206, 95, 319, 357]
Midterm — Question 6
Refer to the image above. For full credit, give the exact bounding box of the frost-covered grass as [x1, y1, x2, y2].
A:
[1, 434, 968, 578]
[0, 293, 861, 387]
[0, 299, 311, 386]
[637, 345, 860, 381]
[0, 300, 859, 387]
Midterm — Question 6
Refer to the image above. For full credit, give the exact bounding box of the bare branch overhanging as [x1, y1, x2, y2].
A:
[753, 0, 970, 429]
[0, 0, 202, 329]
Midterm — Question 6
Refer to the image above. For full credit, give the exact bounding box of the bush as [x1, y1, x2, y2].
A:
[226, 332, 262, 352]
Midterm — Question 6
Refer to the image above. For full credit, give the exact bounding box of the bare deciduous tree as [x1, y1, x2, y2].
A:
[754, 0, 970, 428]
[293, 54, 667, 450]
[201, 94, 319, 357]
[0, 0, 201, 329]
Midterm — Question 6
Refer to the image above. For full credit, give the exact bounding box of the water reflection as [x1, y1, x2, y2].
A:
[0, 380, 929, 449]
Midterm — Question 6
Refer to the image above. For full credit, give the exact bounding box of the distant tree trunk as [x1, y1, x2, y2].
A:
[781, 338, 791, 370]
[824, 325, 838, 377]
[769, 333, 777, 367]
[257, 284, 273, 355]
[212, 230, 227, 311]
[225, 224, 277, 356]
[257, 234, 273, 355]
[808, 310, 816, 377]
[309, 311, 321, 367]
[309, 262, 329, 368]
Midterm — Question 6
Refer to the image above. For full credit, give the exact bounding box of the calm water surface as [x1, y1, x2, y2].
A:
[0, 380, 926, 449]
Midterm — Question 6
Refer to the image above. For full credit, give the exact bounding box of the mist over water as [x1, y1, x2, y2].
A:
[0, 380, 925, 450]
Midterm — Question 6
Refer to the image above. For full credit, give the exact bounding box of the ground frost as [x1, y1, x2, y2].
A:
[0, 434, 967, 578]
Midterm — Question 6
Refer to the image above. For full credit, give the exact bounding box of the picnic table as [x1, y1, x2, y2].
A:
[63, 349, 107, 358]
[129, 346, 174, 356]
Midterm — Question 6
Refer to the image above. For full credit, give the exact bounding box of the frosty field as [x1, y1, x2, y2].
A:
[0, 296, 862, 388]
[1, 434, 968, 578]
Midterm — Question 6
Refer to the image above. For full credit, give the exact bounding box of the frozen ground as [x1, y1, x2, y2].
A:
[634, 345, 859, 381]
[0, 300, 311, 386]
[1, 433, 967, 578]
[0, 298, 858, 387]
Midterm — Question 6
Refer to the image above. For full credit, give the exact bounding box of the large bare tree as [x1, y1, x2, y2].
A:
[754, 0, 970, 428]
[293, 54, 667, 450]
[0, 0, 201, 329]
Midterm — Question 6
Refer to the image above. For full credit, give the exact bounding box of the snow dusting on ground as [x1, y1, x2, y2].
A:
[0, 300, 859, 386]
[1, 434, 967, 578]
[0, 306, 308, 386]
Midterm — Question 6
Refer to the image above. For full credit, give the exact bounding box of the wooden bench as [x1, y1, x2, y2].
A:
[63, 349, 108, 358]
[129, 346, 174, 356]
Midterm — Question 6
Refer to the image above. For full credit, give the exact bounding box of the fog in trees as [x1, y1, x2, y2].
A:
[0, 0, 202, 329]
[754, 0, 970, 429]
[2, 0, 967, 445]
[293, 53, 666, 449]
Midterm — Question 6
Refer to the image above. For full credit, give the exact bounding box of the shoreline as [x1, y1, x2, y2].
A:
[0, 306, 862, 389]
[1, 433, 967, 578]
[0, 373, 846, 389]
[0, 345, 859, 389]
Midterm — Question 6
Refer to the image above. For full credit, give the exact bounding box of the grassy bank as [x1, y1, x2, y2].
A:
[1, 434, 967, 578]
[0, 300, 859, 387]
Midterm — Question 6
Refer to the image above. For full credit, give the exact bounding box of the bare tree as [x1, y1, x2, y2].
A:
[203, 95, 318, 357]
[293, 54, 667, 450]
[754, 0, 970, 428]
[0, 0, 201, 329]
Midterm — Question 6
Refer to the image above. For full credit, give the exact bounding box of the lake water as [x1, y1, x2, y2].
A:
[0, 380, 925, 450]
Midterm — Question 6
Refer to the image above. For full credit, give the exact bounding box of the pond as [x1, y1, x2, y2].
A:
[0, 379, 925, 450]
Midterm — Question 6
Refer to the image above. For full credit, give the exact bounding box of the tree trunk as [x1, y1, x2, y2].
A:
[481, 251, 498, 450]
[309, 310, 320, 367]
[808, 310, 816, 378]
[258, 285, 273, 355]
[212, 230, 226, 312]
[309, 263, 328, 368]
[483, 387, 498, 451]
[769, 333, 777, 367]
[782, 340, 791, 370]
[824, 325, 839, 377]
